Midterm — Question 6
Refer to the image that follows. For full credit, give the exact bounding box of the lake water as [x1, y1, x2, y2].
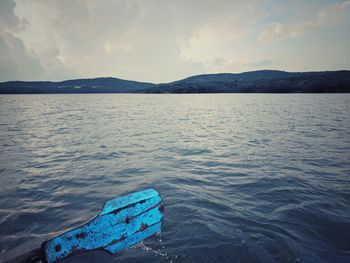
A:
[0, 94, 349, 263]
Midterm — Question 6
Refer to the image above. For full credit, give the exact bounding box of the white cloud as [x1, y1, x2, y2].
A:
[0, 0, 27, 32]
[180, 1, 265, 64]
[0, 0, 43, 80]
[12, 0, 266, 82]
[259, 0, 350, 42]
[0, 0, 349, 82]
[197, 57, 274, 73]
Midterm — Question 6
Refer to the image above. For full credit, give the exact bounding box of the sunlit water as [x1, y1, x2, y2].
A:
[0, 94, 349, 263]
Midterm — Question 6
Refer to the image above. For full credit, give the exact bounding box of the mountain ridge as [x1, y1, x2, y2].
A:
[1, 70, 350, 93]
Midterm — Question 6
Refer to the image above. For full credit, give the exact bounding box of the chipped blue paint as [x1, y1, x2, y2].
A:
[106, 222, 162, 253]
[42, 189, 163, 263]
[99, 188, 159, 216]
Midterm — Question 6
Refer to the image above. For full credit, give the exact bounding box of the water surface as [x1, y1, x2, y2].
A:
[0, 94, 349, 262]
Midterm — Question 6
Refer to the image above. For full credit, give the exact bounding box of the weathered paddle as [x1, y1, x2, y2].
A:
[5, 188, 164, 263]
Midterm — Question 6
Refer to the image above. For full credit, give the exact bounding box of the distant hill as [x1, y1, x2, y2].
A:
[1, 70, 350, 94]
[0, 77, 153, 94]
[145, 70, 350, 93]
[170, 70, 296, 84]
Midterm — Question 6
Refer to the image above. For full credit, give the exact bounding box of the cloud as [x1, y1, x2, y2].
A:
[0, 0, 43, 80]
[259, 1, 350, 42]
[0, 0, 349, 82]
[0, 0, 27, 32]
[199, 57, 274, 73]
[10, 0, 267, 82]
[0, 30, 42, 80]
[0, 0, 77, 81]
[13, 0, 207, 82]
[179, 0, 265, 64]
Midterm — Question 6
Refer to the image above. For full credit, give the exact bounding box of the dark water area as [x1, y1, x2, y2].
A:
[0, 94, 349, 263]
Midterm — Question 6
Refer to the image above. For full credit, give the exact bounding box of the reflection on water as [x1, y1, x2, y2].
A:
[0, 94, 349, 262]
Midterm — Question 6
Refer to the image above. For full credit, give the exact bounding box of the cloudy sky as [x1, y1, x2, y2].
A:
[1, 0, 350, 83]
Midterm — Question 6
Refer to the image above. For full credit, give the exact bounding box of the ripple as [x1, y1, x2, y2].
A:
[1, 94, 350, 262]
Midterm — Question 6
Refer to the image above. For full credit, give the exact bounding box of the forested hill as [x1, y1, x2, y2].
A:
[145, 70, 350, 93]
[0, 77, 153, 94]
[1, 70, 350, 94]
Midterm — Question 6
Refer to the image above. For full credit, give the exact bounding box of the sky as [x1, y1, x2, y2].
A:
[0, 0, 350, 83]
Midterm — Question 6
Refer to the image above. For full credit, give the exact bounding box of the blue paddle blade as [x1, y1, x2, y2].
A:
[41, 189, 164, 263]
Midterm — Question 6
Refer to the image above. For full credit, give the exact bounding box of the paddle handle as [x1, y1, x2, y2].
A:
[4, 248, 41, 263]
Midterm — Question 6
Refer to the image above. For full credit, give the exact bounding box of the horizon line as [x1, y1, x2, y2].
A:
[1, 68, 350, 84]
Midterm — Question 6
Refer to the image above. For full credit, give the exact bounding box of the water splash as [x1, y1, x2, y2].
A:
[132, 232, 167, 256]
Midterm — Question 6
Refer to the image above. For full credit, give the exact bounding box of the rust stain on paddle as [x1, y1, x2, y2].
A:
[140, 223, 148, 231]
[76, 232, 87, 239]
[107, 234, 126, 246]
[159, 205, 165, 213]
